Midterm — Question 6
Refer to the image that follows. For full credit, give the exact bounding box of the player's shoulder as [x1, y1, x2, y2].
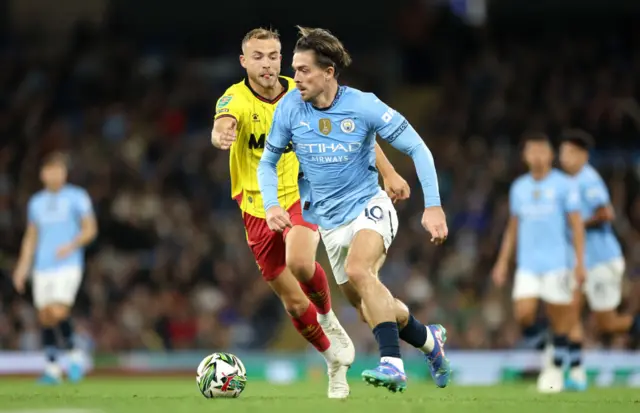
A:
[218, 80, 252, 106]
[342, 86, 380, 107]
[28, 190, 47, 205]
[279, 87, 304, 110]
[578, 164, 603, 183]
[511, 173, 531, 190]
[63, 184, 89, 198]
[550, 168, 575, 184]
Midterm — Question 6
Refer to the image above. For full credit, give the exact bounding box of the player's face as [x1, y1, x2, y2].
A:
[523, 140, 553, 171]
[559, 142, 587, 174]
[40, 163, 67, 189]
[292, 51, 329, 102]
[240, 38, 282, 90]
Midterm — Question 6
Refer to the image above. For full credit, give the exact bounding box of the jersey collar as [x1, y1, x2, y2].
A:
[313, 85, 345, 111]
[244, 77, 289, 104]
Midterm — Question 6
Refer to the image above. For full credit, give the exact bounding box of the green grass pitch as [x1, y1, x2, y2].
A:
[1, 377, 639, 413]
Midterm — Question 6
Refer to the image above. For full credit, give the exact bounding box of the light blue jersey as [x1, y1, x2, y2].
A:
[28, 184, 94, 272]
[574, 164, 622, 269]
[257, 86, 440, 229]
[510, 169, 581, 274]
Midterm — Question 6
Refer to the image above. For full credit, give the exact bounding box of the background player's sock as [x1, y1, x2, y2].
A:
[629, 314, 640, 337]
[42, 327, 58, 366]
[290, 304, 331, 353]
[373, 321, 404, 372]
[59, 317, 75, 350]
[552, 335, 569, 368]
[299, 262, 332, 315]
[568, 340, 582, 368]
[521, 322, 546, 350]
[398, 314, 435, 353]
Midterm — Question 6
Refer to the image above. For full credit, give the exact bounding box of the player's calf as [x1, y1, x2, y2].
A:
[38, 307, 62, 384]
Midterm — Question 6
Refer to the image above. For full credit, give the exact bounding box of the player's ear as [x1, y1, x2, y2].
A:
[239, 55, 246, 69]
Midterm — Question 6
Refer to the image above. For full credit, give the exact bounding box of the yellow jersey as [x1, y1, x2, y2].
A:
[214, 76, 299, 219]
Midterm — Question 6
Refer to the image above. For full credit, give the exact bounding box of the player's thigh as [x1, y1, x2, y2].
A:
[584, 258, 625, 312]
[284, 201, 320, 275]
[243, 212, 287, 282]
[344, 192, 399, 282]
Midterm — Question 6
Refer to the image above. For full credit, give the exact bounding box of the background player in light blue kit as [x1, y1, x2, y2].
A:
[559, 130, 640, 391]
[492, 132, 586, 393]
[13, 153, 98, 384]
[258, 26, 451, 393]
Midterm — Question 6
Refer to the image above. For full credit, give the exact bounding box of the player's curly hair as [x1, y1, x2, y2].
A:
[294, 26, 352, 78]
[242, 27, 280, 49]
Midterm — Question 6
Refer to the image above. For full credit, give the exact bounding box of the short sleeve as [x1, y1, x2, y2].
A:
[265, 97, 292, 152]
[564, 179, 581, 213]
[508, 182, 519, 216]
[27, 198, 37, 224]
[74, 190, 94, 218]
[583, 179, 610, 210]
[363, 93, 409, 144]
[214, 91, 245, 122]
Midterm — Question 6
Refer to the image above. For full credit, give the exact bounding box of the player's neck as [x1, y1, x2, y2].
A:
[247, 77, 284, 101]
[530, 168, 551, 181]
[312, 81, 339, 109]
[46, 185, 64, 193]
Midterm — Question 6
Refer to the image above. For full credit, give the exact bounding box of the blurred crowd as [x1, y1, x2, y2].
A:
[2, 10, 640, 354]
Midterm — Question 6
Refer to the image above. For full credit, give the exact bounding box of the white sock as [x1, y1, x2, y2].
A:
[45, 362, 62, 378]
[420, 326, 435, 354]
[381, 356, 405, 373]
[317, 309, 335, 326]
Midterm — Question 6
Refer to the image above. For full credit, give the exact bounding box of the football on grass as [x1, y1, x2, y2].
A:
[196, 352, 247, 398]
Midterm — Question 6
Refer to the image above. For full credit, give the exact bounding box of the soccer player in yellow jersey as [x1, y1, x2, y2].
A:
[211, 28, 410, 398]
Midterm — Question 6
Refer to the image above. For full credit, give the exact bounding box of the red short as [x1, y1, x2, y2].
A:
[242, 200, 318, 282]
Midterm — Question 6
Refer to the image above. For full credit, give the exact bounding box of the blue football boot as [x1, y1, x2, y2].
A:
[361, 362, 408, 393]
[425, 324, 452, 388]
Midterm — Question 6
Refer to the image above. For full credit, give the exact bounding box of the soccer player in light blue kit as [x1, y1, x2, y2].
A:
[13, 153, 97, 384]
[257, 27, 451, 393]
[559, 130, 640, 391]
[492, 132, 586, 393]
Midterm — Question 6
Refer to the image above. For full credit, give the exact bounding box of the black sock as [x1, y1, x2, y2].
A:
[59, 318, 75, 350]
[521, 322, 546, 349]
[373, 322, 402, 359]
[630, 315, 640, 337]
[398, 315, 428, 348]
[41, 327, 57, 362]
[568, 341, 582, 368]
[552, 335, 569, 368]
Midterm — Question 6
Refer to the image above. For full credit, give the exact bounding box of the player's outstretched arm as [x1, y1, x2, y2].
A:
[367, 98, 446, 243]
[374, 142, 410, 203]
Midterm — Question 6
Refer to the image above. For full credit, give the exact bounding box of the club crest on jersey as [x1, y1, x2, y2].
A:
[340, 119, 355, 133]
[217, 95, 233, 108]
[319, 118, 332, 135]
[532, 189, 540, 200]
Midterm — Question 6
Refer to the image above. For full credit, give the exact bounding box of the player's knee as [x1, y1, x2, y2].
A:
[286, 256, 315, 281]
[38, 308, 56, 327]
[344, 261, 373, 288]
[593, 311, 616, 333]
[514, 306, 536, 326]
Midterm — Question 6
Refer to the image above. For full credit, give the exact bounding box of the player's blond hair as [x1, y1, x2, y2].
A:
[42, 151, 69, 168]
[294, 26, 352, 78]
[241, 27, 280, 49]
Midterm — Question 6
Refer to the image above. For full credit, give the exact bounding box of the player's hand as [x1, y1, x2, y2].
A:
[574, 262, 586, 287]
[212, 118, 237, 150]
[12, 265, 28, 294]
[491, 261, 508, 288]
[56, 243, 76, 260]
[383, 172, 410, 203]
[421, 206, 448, 245]
[266, 206, 292, 232]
